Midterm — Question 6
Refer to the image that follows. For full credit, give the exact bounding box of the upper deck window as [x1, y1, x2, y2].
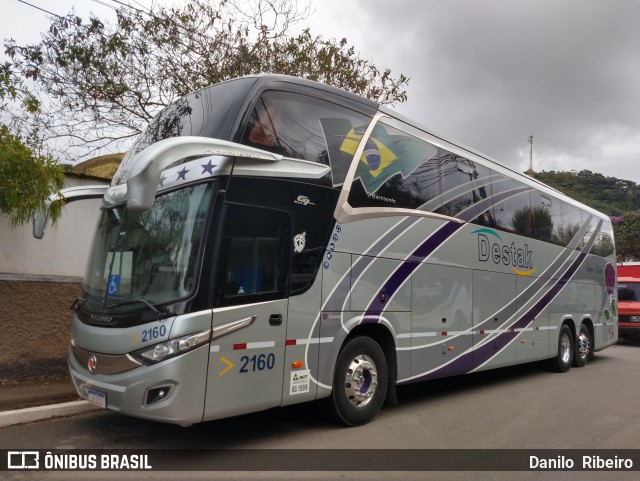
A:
[114, 77, 256, 185]
[240, 90, 372, 187]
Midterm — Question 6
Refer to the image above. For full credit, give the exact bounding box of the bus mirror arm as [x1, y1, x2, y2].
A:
[124, 137, 283, 213]
[32, 185, 109, 239]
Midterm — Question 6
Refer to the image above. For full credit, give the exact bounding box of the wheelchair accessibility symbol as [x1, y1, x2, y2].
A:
[108, 275, 120, 296]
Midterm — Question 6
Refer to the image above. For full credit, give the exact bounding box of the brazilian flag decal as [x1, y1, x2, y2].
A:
[340, 126, 437, 194]
[340, 128, 398, 177]
[341, 128, 399, 193]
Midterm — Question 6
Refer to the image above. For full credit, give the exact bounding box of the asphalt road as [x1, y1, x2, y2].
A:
[2, 340, 640, 481]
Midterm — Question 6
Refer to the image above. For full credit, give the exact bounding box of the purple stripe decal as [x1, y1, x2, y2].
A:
[407, 220, 602, 383]
[363, 221, 463, 319]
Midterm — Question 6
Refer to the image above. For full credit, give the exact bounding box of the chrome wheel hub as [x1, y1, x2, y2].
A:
[344, 354, 378, 407]
[560, 332, 572, 364]
[577, 331, 590, 361]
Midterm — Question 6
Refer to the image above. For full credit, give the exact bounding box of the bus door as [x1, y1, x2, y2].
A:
[203, 203, 291, 421]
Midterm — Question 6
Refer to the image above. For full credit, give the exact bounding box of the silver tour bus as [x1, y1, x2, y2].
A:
[62, 74, 617, 426]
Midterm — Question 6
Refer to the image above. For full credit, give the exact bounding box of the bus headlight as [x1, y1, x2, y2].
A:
[131, 329, 211, 364]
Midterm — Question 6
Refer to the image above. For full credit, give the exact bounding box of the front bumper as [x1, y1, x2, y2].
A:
[619, 323, 640, 339]
[68, 343, 210, 426]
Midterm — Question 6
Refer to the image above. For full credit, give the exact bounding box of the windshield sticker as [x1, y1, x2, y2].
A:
[293, 232, 306, 253]
[108, 275, 120, 296]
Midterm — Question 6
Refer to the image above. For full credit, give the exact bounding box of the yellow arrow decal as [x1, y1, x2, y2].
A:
[131, 333, 140, 347]
[219, 357, 234, 377]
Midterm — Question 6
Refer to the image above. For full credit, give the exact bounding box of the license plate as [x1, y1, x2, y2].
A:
[87, 389, 107, 408]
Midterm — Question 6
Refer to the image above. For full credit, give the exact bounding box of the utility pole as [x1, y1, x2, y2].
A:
[527, 134, 534, 173]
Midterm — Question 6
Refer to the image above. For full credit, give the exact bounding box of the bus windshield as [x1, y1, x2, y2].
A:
[82, 183, 213, 313]
[618, 282, 640, 302]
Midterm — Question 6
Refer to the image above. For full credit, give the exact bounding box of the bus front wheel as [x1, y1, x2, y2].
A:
[330, 336, 388, 426]
[551, 324, 574, 373]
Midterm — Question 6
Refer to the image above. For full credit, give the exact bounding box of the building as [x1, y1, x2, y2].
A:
[0, 154, 121, 382]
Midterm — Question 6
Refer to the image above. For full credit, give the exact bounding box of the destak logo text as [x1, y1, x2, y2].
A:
[473, 228, 537, 276]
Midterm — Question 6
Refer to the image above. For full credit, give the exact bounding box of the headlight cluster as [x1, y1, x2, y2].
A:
[131, 329, 211, 364]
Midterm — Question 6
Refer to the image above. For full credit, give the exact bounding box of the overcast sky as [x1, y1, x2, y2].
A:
[2, 0, 640, 183]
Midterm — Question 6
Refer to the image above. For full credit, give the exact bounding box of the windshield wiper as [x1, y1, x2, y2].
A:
[104, 298, 173, 319]
[70, 297, 86, 311]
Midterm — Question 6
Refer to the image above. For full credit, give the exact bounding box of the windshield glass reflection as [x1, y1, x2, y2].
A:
[83, 183, 213, 312]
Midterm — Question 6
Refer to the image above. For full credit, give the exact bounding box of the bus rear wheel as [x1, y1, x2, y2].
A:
[574, 323, 592, 367]
[330, 336, 388, 426]
[550, 324, 574, 373]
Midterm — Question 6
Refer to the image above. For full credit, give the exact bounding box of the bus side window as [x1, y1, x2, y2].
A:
[240, 90, 372, 187]
[216, 204, 291, 306]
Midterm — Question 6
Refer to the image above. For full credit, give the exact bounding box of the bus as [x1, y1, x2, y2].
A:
[61, 74, 618, 426]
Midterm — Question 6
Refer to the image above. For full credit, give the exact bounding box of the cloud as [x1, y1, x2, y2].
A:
[312, 0, 640, 181]
[4, 0, 640, 183]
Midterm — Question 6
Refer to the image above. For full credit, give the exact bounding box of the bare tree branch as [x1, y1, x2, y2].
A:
[3, 0, 408, 164]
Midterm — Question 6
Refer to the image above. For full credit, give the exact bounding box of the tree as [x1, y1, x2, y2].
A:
[0, 62, 38, 115]
[532, 169, 640, 216]
[0, 124, 64, 226]
[613, 211, 640, 261]
[3, 0, 409, 163]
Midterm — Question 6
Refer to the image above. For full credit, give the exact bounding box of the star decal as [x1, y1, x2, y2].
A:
[158, 173, 167, 187]
[201, 160, 217, 175]
[177, 167, 189, 180]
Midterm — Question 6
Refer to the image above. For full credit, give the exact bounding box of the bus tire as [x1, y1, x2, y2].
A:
[551, 324, 574, 373]
[574, 323, 592, 367]
[330, 336, 388, 427]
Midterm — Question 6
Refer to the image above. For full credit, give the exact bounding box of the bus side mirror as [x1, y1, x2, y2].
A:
[31, 185, 109, 239]
[32, 209, 50, 239]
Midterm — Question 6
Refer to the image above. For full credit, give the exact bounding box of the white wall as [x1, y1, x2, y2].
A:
[0, 176, 107, 280]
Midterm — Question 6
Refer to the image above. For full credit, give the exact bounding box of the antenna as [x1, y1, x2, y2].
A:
[527, 134, 533, 173]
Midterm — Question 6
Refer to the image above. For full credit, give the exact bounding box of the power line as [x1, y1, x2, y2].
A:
[94, 0, 202, 41]
[16, 0, 63, 19]
[14, 0, 208, 55]
[90, 0, 120, 13]
[16, 0, 138, 22]
[104, 0, 146, 15]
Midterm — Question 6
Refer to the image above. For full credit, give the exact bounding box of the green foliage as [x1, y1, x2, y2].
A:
[0, 62, 40, 113]
[0, 124, 64, 226]
[3, 0, 409, 162]
[532, 170, 640, 216]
